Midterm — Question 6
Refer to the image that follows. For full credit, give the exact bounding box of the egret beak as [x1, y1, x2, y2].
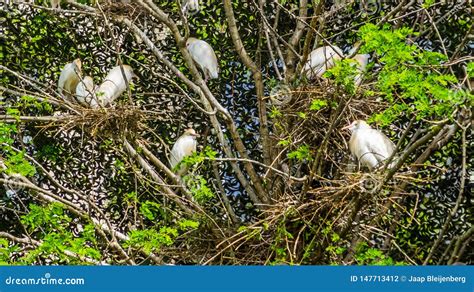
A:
[192, 133, 201, 137]
[341, 123, 352, 131]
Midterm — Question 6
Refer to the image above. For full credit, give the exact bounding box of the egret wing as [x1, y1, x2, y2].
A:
[351, 132, 379, 169]
[58, 63, 75, 94]
[170, 136, 196, 169]
[302, 46, 343, 78]
[366, 129, 395, 163]
[189, 40, 218, 78]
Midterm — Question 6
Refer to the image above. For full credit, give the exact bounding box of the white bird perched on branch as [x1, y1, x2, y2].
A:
[186, 37, 219, 81]
[301, 45, 343, 79]
[342, 120, 395, 171]
[169, 128, 200, 171]
[58, 59, 82, 98]
[95, 65, 136, 107]
[348, 47, 370, 87]
[75, 76, 98, 108]
[181, 0, 200, 16]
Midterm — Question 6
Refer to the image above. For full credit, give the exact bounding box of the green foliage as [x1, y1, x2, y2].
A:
[287, 144, 312, 162]
[113, 159, 127, 175]
[37, 143, 62, 162]
[174, 147, 216, 203]
[354, 242, 398, 265]
[140, 201, 163, 221]
[395, 202, 435, 262]
[0, 122, 36, 177]
[19, 203, 100, 264]
[309, 99, 328, 111]
[123, 191, 139, 205]
[124, 216, 199, 254]
[325, 59, 359, 94]
[6, 108, 20, 122]
[325, 231, 346, 261]
[176, 146, 217, 171]
[21, 203, 71, 233]
[125, 228, 178, 254]
[3, 151, 36, 177]
[269, 106, 283, 118]
[19, 95, 53, 113]
[277, 138, 291, 147]
[183, 174, 215, 203]
[0, 122, 17, 146]
[238, 225, 263, 241]
[423, 0, 435, 8]
[270, 218, 294, 265]
[297, 112, 307, 119]
[0, 239, 20, 265]
[177, 219, 200, 230]
[467, 62, 474, 78]
[358, 23, 471, 127]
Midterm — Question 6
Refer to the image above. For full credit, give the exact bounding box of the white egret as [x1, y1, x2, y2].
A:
[169, 128, 200, 170]
[342, 120, 395, 171]
[348, 47, 370, 87]
[181, 0, 200, 15]
[95, 65, 135, 107]
[302, 45, 343, 79]
[186, 37, 219, 80]
[75, 76, 98, 108]
[58, 59, 82, 98]
[352, 54, 370, 87]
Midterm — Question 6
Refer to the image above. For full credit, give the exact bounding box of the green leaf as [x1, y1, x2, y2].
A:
[309, 99, 328, 111]
[287, 145, 312, 162]
[140, 201, 162, 221]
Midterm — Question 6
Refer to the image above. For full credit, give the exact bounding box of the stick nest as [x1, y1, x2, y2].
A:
[55, 104, 146, 139]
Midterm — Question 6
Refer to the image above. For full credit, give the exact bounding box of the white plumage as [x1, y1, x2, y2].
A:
[348, 47, 370, 87]
[58, 59, 82, 98]
[75, 76, 98, 108]
[182, 0, 200, 15]
[170, 128, 199, 170]
[302, 45, 343, 79]
[343, 120, 395, 170]
[96, 65, 135, 107]
[352, 54, 370, 86]
[186, 37, 219, 80]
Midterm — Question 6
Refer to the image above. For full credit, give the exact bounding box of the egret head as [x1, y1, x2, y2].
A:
[342, 120, 371, 132]
[183, 128, 200, 137]
[186, 37, 198, 48]
[129, 65, 140, 81]
[73, 58, 82, 71]
[120, 65, 138, 82]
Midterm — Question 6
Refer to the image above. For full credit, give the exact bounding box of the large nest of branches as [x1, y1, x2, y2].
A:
[214, 82, 411, 264]
[268, 81, 391, 191]
[54, 104, 147, 139]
